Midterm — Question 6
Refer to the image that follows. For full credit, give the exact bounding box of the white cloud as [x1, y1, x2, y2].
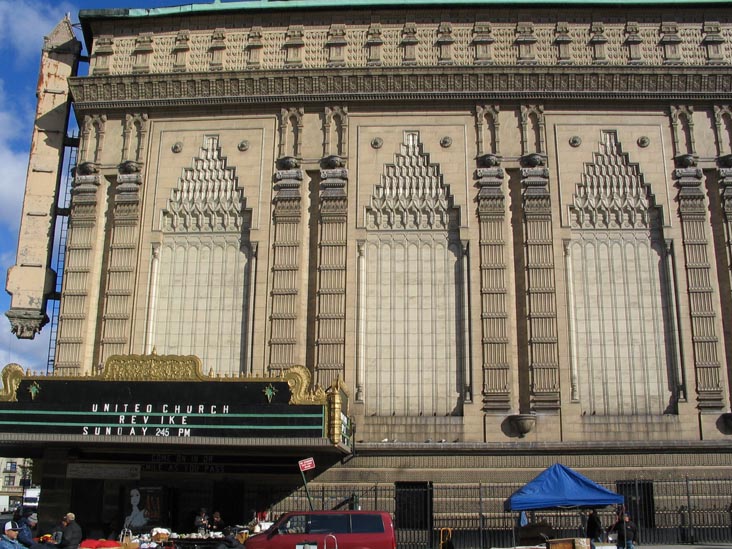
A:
[0, 112, 30, 232]
[0, 0, 77, 66]
[0, 128, 28, 231]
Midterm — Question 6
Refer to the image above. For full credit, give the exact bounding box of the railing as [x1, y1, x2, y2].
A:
[268, 478, 732, 548]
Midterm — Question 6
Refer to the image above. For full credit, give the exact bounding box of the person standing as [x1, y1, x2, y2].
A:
[17, 514, 38, 548]
[609, 513, 637, 549]
[586, 510, 603, 542]
[209, 512, 225, 532]
[194, 509, 209, 534]
[0, 522, 23, 549]
[56, 514, 82, 549]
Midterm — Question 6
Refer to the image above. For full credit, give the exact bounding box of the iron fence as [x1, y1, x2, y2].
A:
[267, 478, 732, 548]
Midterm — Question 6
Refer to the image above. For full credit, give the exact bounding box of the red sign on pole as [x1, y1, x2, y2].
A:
[298, 457, 316, 472]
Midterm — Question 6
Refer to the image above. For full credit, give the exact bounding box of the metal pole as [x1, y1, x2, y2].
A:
[301, 469, 314, 510]
[685, 476, 694, 543]
[479, 483, 484, 549]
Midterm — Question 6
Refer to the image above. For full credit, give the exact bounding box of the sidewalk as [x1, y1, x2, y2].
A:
[636, 543, 732, 549]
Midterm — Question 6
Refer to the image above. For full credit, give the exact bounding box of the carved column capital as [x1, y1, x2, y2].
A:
[5, 308, 49, 340]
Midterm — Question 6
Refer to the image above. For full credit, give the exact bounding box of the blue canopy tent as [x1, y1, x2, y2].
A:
[505, 463, 624, 511]
[504, 464, 625, 546]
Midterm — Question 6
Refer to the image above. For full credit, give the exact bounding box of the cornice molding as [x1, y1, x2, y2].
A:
[69, 65, 732, 111]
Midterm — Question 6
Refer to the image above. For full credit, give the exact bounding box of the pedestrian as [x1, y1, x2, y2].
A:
[56, 514, 81, 549]
[194, 509, 209, 534]
[586, 510, 603, 542]
[1, 522, 23, 549]
[51, 516, 68, 544]
[209, 512, 225, 532]
[17, 514, 38, 548]
[609, 513, 637, 549]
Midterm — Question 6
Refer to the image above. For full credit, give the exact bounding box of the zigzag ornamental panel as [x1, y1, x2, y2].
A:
[161, 136, 247, 233]
[365, 131, 459, 231]
[569, 130, 660, 230]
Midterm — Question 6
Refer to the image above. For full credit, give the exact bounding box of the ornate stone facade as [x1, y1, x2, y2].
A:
[7, 0, 732, 505]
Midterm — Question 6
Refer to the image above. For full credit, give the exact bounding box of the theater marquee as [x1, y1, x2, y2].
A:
[0, 353, 352, 452]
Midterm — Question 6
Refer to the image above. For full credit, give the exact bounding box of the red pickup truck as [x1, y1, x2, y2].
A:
[244, 510, 396, 549]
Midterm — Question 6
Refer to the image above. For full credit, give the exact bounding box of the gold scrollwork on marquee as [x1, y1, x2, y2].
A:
[284, 365, 327, 405]
[0, 364, 24, 402]
[0, 356, 336, 406]
[102, 353, 205, 381]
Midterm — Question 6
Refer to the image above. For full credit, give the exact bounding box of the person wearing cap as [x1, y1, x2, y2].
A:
[17, 514, 37, 548]
[1, 521, 23, 549]
[56, 515, 81, 549]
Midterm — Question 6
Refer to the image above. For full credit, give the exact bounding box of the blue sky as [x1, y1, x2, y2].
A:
[0, 0, 191, 371]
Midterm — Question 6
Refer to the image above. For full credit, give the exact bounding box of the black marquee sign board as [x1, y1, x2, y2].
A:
[0, 356, 351, 450]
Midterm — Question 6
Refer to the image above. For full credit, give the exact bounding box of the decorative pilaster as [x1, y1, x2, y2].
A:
[246, 27, 263, 68]
[475, 154, 511, 412]
[436, 22, 455, 64]
[92, 35, 113, 75]
[98, 161, 143, 368]
[521, 153, 560, 412]
[472, 23, 494, 64]
[172, 30, 190, 72]
[674, 154, 724, 410]
[590, 23, 608, 63]
[326, 24, 347, 67]
[269, 156, 304, 374]
[314, 156, 348, 388]
[209, 28, 226, 71]
[660, 22, 682, 63]
[401, 22, 418, 64]
[132, 33, 153, 73]
[284, 25, 304, 67]
[625, 22, 643, 64]
[366, 24, 383, 66]
[554, 23, 572, 64]
[515, 22, 537, 63]
[54, 162, 101, 374]
[703, 22, 725, 64]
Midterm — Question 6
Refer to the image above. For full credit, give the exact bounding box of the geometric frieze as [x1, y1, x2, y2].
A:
[69, 68, 732, 110]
